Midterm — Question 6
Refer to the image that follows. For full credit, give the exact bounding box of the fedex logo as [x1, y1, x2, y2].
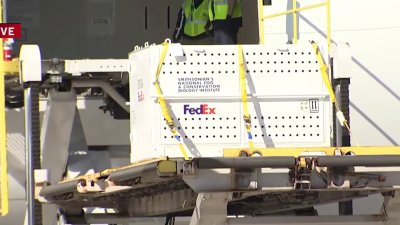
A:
[184, 104, 216, 115]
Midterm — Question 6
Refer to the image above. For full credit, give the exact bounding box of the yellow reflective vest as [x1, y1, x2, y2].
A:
[183, 0, 210, 37]
[209, 0, 242, 21]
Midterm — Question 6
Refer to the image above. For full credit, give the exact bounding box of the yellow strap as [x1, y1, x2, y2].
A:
[154, 41, 189, 160]
[154, 83, 174, 129]
[312, 42, 336, 103]
[237, 45, 254, 150]
[177, 143, 189, 160]
[312, 42, 359, 146]
[156, 41, 170, 81]
[0, 74, 9, 216]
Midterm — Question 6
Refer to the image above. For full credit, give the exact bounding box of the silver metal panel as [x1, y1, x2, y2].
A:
[39, 98, 130, 146]
[40, 90, 77, 184]
[64, 59, 129, 75]
[183, 168, 292, 192]
[127, 189, 195, 216]
[0, 199, 26, 225]
[129, 44, 332, 161]
[64, 110, 95, 180]
[74, 99, 130, 146]
[189, 193, 231, 225]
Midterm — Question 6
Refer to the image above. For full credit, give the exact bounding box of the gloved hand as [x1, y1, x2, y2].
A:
[172, 28, 181, 43]
[204, 20, 213, 35]
[224, 15, 234, 32]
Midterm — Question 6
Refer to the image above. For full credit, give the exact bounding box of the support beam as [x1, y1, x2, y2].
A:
[41, 90, 77, 185]
[72, 80, 129, 112]
[382, 192, 400, 225]
[40, 89, 95, 225]
[189, 193, 232, 225]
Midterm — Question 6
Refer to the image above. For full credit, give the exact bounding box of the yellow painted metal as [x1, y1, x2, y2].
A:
[263, 9, 294, 20]
[224, 146, 400, 157]
[299, 158, 306, 168]
[61, 157, 169, 183]
[0, 75, 8, 216]
[0, 60, 19, 75]
[312, 42, 336, 103]
[157, 160, 177, 174]
[326, 0, 332, 52]
[263, 2, 326, 20]
[257, 0, 265, 44]
[262, 1, 331, 54]
[0, 0, 9, 216]
[292, 0, 298, 44]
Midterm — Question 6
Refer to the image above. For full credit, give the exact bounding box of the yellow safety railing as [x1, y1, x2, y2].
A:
[0, 63, 8, 217]
[258, 0, 331, 51]
[0, 0, 9, 216]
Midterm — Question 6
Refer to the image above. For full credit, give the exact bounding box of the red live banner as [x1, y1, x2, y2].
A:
[0, 23, 22, 38]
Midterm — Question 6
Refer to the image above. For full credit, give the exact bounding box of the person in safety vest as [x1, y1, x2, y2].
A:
[173, 0, 213, 45]
[209, 0, 242, 44]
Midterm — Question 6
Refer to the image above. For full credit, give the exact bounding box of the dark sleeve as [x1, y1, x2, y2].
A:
[173, 7, 185, 41]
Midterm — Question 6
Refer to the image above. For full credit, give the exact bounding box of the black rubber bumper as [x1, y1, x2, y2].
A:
[194, 157, 296, 169]
[316, 155, 400, 167]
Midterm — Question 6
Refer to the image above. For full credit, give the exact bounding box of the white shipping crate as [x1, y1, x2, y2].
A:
[129, 44, 332, 162]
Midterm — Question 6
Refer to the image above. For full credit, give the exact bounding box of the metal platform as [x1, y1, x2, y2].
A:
[37, 147, 400, 223]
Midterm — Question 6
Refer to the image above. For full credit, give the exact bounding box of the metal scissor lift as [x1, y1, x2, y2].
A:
[16, 42, 400, 225]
